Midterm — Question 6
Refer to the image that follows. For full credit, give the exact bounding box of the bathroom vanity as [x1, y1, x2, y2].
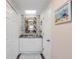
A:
[19, 37, 43, 53]
[19, 16, 43, 54]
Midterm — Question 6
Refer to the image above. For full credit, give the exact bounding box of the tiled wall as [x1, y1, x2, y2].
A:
[6, 0, 20, 59]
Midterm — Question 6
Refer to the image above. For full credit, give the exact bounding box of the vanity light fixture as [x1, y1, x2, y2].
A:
[25, 10, 37, 15]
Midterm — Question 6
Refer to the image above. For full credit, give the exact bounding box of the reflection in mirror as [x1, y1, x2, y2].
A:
[25, 17, 37, 33]
[20, 15, 42, 38]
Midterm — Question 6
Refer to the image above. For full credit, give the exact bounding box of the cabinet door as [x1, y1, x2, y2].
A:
[19, 38, 43, 53]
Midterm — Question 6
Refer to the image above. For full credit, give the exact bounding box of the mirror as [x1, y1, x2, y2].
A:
[19, 15, 42, 38]
[25, 17, 37, 33]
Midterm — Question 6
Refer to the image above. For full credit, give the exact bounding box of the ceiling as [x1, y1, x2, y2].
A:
[15, 0, 52, 15]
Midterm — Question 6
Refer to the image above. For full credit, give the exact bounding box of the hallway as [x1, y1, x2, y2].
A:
[6, 0, 72, 59]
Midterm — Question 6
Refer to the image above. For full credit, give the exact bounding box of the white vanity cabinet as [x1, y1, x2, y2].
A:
[19, 38, 43, 53]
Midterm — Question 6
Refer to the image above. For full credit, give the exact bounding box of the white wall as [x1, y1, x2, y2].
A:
[52, 0, 72, 59]
[6, 0, 21, 59]
[40, 4, 53, 59]
[40, 0, 72, 59]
